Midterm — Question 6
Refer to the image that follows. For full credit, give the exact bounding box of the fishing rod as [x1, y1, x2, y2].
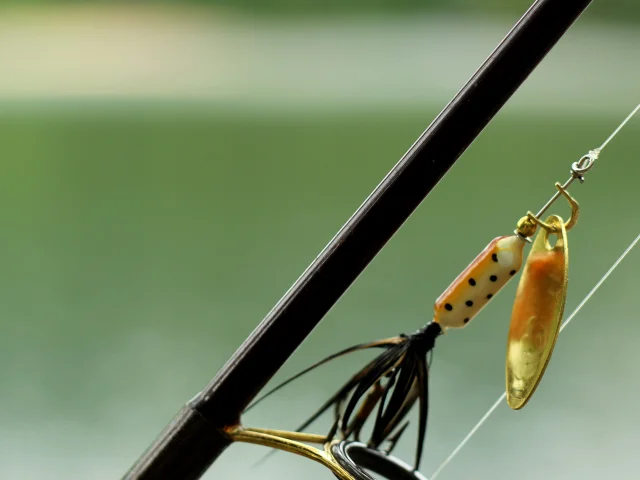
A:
[124, 0, 594, 478]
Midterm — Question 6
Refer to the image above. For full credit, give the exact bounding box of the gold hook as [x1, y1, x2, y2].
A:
[526, 183, 579, 234]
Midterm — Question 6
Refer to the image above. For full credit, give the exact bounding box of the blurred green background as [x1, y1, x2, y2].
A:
[1, 2, 639, 479]
[3, 0, 640, 21]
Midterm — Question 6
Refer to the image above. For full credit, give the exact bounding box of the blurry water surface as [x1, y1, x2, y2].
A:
[1, 5, 640, 480]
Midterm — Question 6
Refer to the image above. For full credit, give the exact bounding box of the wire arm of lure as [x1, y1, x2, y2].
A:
[516, 103, 640, 239]
[526, 182, 579, 234]
[515, 160, 589, 239]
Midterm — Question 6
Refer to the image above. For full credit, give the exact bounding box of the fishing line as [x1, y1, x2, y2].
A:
[429, 230, 640, 480]
[597, 104, 640, 151]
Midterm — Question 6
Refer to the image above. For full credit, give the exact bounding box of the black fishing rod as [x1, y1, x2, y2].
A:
[124, 0, 594, 478]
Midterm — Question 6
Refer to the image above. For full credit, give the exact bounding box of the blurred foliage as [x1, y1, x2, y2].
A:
[5, 0, 640, 22]
[209, 0, 640, 22]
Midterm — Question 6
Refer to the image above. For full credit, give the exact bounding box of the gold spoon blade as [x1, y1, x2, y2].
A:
[506, 214, 568, 410]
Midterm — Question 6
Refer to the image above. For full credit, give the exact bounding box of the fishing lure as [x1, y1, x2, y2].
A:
[227, 105, 639, 480]
[428, 105, 640, 480]
[237, 186, 573, 473]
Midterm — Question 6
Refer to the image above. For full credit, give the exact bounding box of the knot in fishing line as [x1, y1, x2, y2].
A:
[571, 149, 599, 182]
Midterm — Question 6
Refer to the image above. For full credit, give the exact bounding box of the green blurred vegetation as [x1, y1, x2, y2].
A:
[209, 0, 640, 22]
[4, 0, 640, 22]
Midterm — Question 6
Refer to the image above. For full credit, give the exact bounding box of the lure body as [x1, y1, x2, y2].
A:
[434, 235, 526, 329]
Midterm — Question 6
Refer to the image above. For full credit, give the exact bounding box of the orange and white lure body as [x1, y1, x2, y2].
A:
[433, 235, 527, 329]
